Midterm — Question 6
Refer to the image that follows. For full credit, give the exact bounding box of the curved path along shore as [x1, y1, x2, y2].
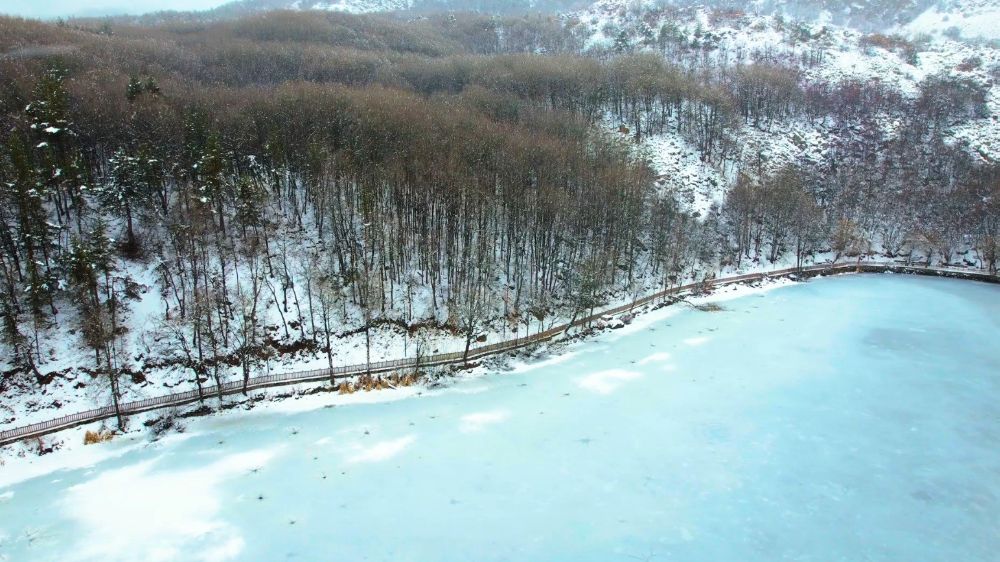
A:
[3, 272, 998, 562]
[2, 262, 996, 447]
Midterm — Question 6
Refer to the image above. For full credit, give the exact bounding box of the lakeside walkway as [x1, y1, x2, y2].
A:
[1, 262, 995, 447]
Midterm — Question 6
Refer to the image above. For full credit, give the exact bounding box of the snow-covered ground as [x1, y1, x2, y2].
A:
[579, 1, 1000, 210]
[902, 0, 1000, 41]
[640, 130, 727, 217]
[2, 273, 998, 561]
[287, 0, 414, 13]
[0, 253, 511, 432]
[0, 239, 703, 434]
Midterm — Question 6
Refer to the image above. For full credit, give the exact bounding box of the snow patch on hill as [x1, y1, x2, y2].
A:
[951, 84, 1000, 161]
[289, 0, 414, 13]
[902, 0, 1000, 41]
[643, 132, 725, 216]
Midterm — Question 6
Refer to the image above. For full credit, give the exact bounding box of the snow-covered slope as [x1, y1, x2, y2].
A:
[219, 0, 415, 15]
[564, 0, 941, 32]
[214, 0, 587, 15]
[570, 1, 999, 213]
[289, 0, 414, 12]
[902, 0, 1000, 41]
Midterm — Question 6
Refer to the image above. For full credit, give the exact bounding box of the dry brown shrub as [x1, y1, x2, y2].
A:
[356, 375, 376, 391]
[956, 56, 982, 72]
[83, 430, 113, 445]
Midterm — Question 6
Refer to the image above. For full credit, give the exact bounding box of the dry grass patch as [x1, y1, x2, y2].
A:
[83, 430, 114, 445]
[337, 371, 422, 395]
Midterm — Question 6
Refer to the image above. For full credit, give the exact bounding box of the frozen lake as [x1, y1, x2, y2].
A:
[2, 274, 999, 562]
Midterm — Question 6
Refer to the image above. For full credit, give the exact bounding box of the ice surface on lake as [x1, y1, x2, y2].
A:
[2, 275, 999, 562]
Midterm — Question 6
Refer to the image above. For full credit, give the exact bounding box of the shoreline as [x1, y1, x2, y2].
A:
[1, 263, 995, 480]
[0, 272, 800, 486]
[4, 263, 997, 562]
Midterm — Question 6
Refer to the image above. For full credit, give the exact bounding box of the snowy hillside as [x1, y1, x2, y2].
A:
[219, 0, 414, 14]
[290, 0, 414, 12]
[517, 0, 944, 31]
[570, 0, 1000, 214]
[212, 0, 591, 16]
[902, 0, 1000, 41]
[208, 0, 1000, 38]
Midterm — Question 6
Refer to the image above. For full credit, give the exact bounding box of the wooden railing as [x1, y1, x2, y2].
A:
[1, 262, 995, 447]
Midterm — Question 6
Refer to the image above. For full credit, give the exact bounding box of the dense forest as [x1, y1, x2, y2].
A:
[0, 8, 997, 422]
